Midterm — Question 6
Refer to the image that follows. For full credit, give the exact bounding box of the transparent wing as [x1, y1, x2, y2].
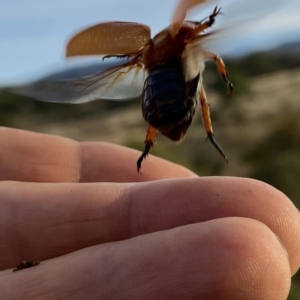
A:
[170, 0, 208, 35]
[66, 22, 151, 57]
[185, 0, 288, 54]
[212, 0, 285, 28]
[10, 57, 146, 103]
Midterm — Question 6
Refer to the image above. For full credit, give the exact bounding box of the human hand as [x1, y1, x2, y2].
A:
[0, 127, 299, 300]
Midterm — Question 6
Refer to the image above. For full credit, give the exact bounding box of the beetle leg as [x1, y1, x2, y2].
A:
[193, 6, 222, 35]
[137, 125, 157, 172]
[203, 51, 233, 95]
[102, 53, 140, 61]
[102, 54, 130, 61]
[199, 86, 228, 162]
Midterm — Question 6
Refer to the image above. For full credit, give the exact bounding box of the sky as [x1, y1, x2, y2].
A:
[0, 0, 300, 84]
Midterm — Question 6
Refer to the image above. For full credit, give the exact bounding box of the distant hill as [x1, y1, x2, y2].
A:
[269, 40, 300, 57]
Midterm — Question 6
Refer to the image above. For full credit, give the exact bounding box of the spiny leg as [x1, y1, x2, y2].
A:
[203, 51, 233, 95]
[102, 53, 140, 61]
[137, 125, 157, 172]
[199, 86, 228, 162]
[193, 6, 222, 35]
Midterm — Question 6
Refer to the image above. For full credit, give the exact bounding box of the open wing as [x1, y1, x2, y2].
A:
[10, 57, 146, 103]
[170, 0, 208, 36]
[181, 0, 288, 54]
[66, 22, 151, 57]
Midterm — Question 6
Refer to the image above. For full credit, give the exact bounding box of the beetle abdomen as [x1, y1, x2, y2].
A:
[142, 61, 200, 141]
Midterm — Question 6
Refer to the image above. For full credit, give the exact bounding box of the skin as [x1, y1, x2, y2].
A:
[0, 127, 299, 300]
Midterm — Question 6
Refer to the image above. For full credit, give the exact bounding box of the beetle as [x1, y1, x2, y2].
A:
[11, 0, 234, 172]
[12, 260, 40, 272]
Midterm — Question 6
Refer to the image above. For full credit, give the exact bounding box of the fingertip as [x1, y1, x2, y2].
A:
[157, 218, 291, 300]
[120, 217, 291, 299]
[209, 217, 291, 300]
[233, 178, 300, 276]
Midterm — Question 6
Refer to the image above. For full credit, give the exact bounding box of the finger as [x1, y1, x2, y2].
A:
[79, 142, 196, 182]
[0, 218, 291, 300]
[0, 127, 196, 182]
[1, 177, 300, 275]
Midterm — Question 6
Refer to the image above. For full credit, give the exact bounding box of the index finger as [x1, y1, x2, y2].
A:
[0, 127, 196, 182]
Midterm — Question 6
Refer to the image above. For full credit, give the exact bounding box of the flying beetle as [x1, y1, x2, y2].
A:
[11, 0, 241, 171]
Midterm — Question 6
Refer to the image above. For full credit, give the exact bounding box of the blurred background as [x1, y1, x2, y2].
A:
[0, 0, 299, 298]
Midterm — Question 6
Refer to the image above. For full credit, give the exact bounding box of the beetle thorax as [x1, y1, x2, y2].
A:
[141, 27, 194, 69]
